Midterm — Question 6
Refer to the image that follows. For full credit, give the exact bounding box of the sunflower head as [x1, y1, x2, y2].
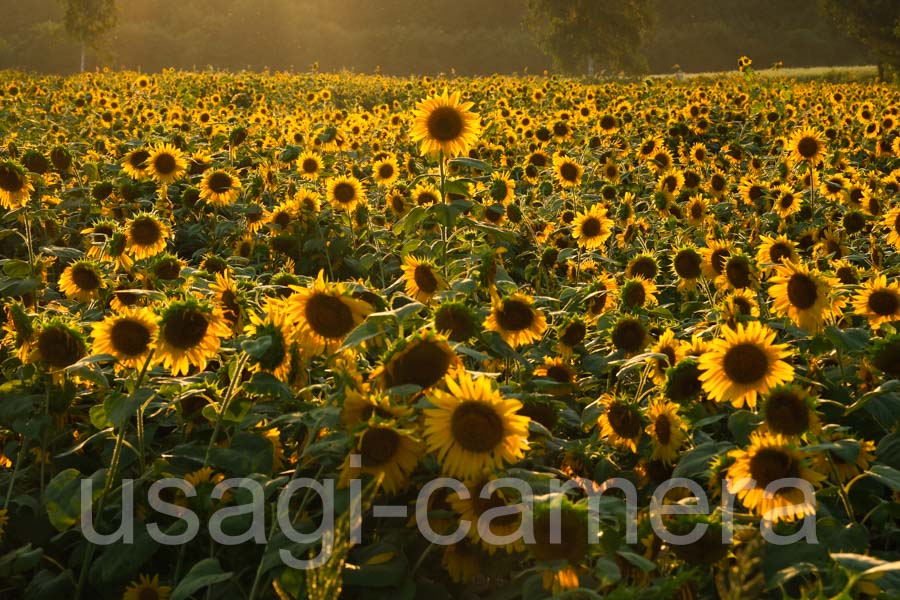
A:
[484, 293, 547, 348]
[285, 272, 373, 356]
[411, 88, 481, 157]
[760, 385, 820, 437]
[156, 297, 230, 375]
[373, 330, 460, 393]
[401, 255, 447, 304]
[433, 301, 477, 342]
[33, 318, 86, 370]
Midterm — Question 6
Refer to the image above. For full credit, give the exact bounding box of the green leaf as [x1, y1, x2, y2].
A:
[44, 469, 104, 532]
[825, 326, 871, 353]
[242, 334, 273, 359]
[104, 388, 154, 428]
[171, 558, 233, 600]
[342, 543, 409, 588]
[24, 569, 75, 600]
[448, 157, 493, 172]
[0, 544, 44, 578]
[616, 550, 657, 572]
[672, 441, 734, 480]
[243, 372, 293, 401]
[209, 432, 274, 476]
[877, 432, 900, 469]
[90, 523, 159, 585]
[865, 464, 900, 492]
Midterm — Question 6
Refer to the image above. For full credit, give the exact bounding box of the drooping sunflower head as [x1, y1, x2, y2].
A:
[373, 329, 460, 393]
[556, 316, 588, 351]
[32, 318, 86, 370]
[339, 420, 424, 495]
[400, 255, 447, 304]
[664, 358, 704, 404]
[610, 316, 648, 356]
[92, 306, 158, 370]
[284, 272, 373, 356]
[646, 398, 687, 465]
[484, 293, 548, 348]
[243, 300, 294, 381]
[527, 497, 591, 565]
[411, 88, 481, 157]
[620, 277, 658, 311]
[761, 385, 820, 437]
[433, 301, 478, 342]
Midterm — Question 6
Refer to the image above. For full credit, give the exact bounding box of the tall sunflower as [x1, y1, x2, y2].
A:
[553, 154, 583, 188]
[788, 127, 826, 165]
[698, 321, 794, 409]
[411, 88, 481, 157]
[727, 432, 825, 522]
[423, 370, 530, 481]
[284, 272, 373, 355]
[92, 306, 158, 370]
[484, 293, 548, 348]
[756, 234, 799, 270]
[768, 261, 844, 332]
[646, 399, 687, 466]
[0, 160, 33, 209]
[155, 297, 231, 376]
[449, 479, 526, 554]
[760, 385, 820, 437]
[597, 394, 643, 453]
[851, 274, 900, 327]
[571, 203, 613, 250]
[527, 498, 590, 595]
[326, 175, 365, 213]
[400, 255, 447, 304]
[121, 148, 151, 179]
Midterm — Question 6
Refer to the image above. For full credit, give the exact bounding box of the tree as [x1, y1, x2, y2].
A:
[818, 0, 900, 80]
[59, 0, 117, 72]
[524, 0, 654, 75]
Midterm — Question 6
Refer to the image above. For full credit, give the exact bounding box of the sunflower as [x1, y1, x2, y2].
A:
[851, 274, 900, 327]
[326, 175, 365, 213]
[869, 333, 900, 379]
[698, 321, 794, 409]
[756, 234, 799, 270]
[58, 259, 106, 302]
[121, 148, 151, 179]
[125, 213, 171, 260]
[672, 246, 703, 293]
[646, 399, 687, 465]
[297, 151, 323, 180]
[664, 358, 704, 404]
[433, 301, 477, 342]
[243, 300, 294, 382]
[684, 194, 708, 227]
[92, 307, 158, 369]
[411, 181, 441, 206]
[486, 171, 515, 204]
[597, 395, 643, 453]
[760, 385, 820, 437]
[788, 127, 826, 165]
[527, 498, 590, 595]
[339, 421, 424, 495]
[155, 297, 231, 376]
[442, 540, 481, 584]
[620, 276, 658, 311]
[372, 155, 400, 186]
[727, 432, 825, 522]
[209, 271, 242, 329]
[484, 293, 548, 348]
[571, 203, 613, 250]
[199, 169, 241, 206]
[533, 356, 577, 396]
[400, 255, 447, 304]
[122, 574, 171, 600]
[1, 302, 34, 363]
[449, 478, 526, 554]
[882, 207, 900, 250]
[610, 316, 648, 356]
[700, 239, 732, 280]
[0, 160, 33, 209]
[411, 88, 481, 157]
[768, 261, 844, 332]
[423, 370, 530, 481]
[772, 184, 801, 219]
[372, 329, 460, 392]
[811, 433, 877, 485]
[553, 154, 583, 188]
[650, 329, 684, 385]
[284, 272, 373, 355]
[556, 315, 588, 353]
[146, 144, 187, 184]
[31, 318, 86, 370]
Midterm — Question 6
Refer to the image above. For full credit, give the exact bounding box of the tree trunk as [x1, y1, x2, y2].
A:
[878, 62, 884, 82]
[80, 43, 86, 73]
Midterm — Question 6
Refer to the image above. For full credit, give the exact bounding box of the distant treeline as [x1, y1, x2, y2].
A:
[0, 0, 869, 75]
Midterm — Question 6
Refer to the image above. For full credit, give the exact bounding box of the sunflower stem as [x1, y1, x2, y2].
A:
[825, 453, 857, 523]
[439, 150, 449, 278]
[2, 438, 28, 510]
[205, 352, 249, 466]
[22, 205, 36, 276]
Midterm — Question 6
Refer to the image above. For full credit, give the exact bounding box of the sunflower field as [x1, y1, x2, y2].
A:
[0, 66, 900, 600]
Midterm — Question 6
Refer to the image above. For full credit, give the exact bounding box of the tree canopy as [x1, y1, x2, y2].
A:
[818, 0, 900, 78]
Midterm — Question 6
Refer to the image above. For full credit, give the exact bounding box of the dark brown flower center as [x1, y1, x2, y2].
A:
[725, 257, 752, 289]
[139, 588, 159, 600]
[110, 318, 152, 357]
[654, 414, 672, 445]
[305, 292, 354, 339]
[787, 273, 819, 309]
[764, 390, 809, 436]
[128, 150, 150, 169]
[868, 289, 899, 316]
[435, 305, 474, 342]
[413, 265, 438, 294]
[495, 299, 535, 332]
[559, 161, 579, 182]
[301, 158, 319, 173]
[207, 171, 233, 194]
[72, 265, 101, 291]
[162, 308, 209, 350]
[359, 427, 399, 467]
[153, 152, 177, 175]
[38, 326, 84, 368]
[769, 242, 793, 263]
[378, 163, 395, 179]
[450, 401, 504, 453]
[560, 321, 586, 347]
[580, 216, 602, 238]
[612, 318, 646, 354]
[674, 249, 702, 279]
[796, 136, 819, 159]
[749, 447, 799, 488]
[0, 164, 25, 192]
[607, 402, 642, 439]
[332, 182, 357, 204]
[723, 343, 769, 385]
[426, 106, 464, 142]
[385, 339, 453, 390]
[530, 509, 588, 563]
[710, 248, 730, 274]
[622, 281, 647, 308]
[130, 217, 162, 246]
